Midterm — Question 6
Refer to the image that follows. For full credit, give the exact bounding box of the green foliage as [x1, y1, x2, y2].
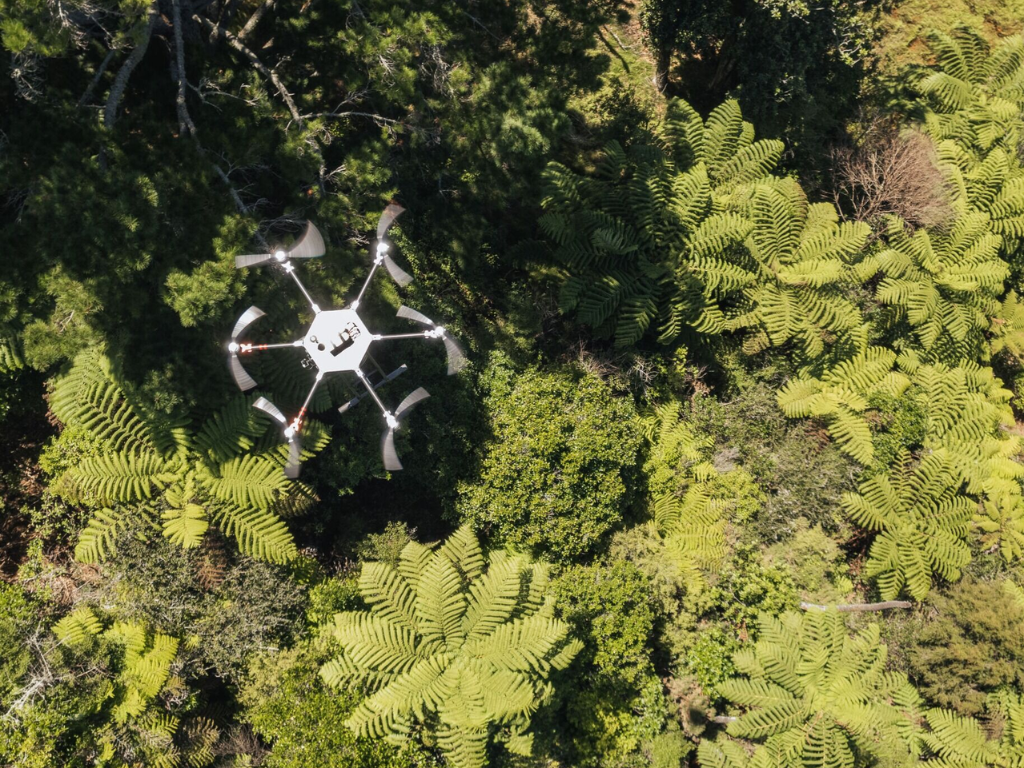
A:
[241, 644, 430, 768]
[906, 577, 1024, 716]
[717, 610, 922, 768]
[456, 356, 641, 560]
[50, 349, 323, 564]
[0, 583, 34, 703]
[105, 531, 307, 682]
[639, 0, 868, 167]
[540, 98, 779, 346]
[321, 525, 582, 768]
[842, 450, 973, 600]
[704, 546, 797, 629]
[555, 560, 658, 688]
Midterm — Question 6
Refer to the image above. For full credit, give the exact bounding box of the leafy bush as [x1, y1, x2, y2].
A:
[906, 577, 1024, 715]
[555, 560, 658, 687]
[241, 644, 431, 768]
[457, 355, 642, 560]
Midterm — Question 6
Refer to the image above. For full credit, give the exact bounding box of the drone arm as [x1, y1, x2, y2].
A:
[351, 260, 381, 310]
[293, 372, 325, 431]
[355, 367, 391, 417]
[235, 340, 303, 354]
[371, 332, 431, 341]
[284, 263, 321, 314]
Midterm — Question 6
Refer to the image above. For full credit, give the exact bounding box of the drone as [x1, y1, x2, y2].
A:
[226, 205, 466, 478]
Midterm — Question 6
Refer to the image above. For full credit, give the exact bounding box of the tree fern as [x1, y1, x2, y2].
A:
[320, 525, 582, 768]
[726, 180, 872, 359]
[776, 347, 909, 465]
[916, 28, 1024, 265]
[49, 610, 215, 767]
[0, 331, 23, 372]
[874, 213, 1007, 363]
[921, 691, 1024, 765]
[716, 611, 922, 768]
[988, 290, 1024, 363]
[52, 351, 320, 564]
[841, 450, 973, 600]
[539, 97, 779, 347]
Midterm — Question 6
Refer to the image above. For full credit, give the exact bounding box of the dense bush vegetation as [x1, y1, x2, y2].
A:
[4, 1, 1024, 766]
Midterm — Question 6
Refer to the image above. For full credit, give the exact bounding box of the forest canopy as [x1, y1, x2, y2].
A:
[3, 0, 1024, 767]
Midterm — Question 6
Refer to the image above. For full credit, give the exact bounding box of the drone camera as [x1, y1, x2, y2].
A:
[330, 323, 361, 357]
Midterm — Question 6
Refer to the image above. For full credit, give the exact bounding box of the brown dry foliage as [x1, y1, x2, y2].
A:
[830, 123, 953, 230]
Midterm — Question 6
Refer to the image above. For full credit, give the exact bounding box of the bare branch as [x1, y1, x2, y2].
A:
[170, 0, 197, 137]
[711, 715, 737, 724]
[237, 0, 276, 42]
[208, 0, 238, 43]
[78, 48, 116, 106]
[800, 600, 913, 612]
[212, 163, 249, 215]
[830, 122, 952, 230]
[193, 12, 302, 125]
[299, 111, 403, 125]
[104, 4, 159, 129]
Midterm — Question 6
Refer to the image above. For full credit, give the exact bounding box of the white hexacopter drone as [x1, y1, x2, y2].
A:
[227, 205, 466, 478]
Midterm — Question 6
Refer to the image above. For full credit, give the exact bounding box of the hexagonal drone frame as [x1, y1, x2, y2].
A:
[226, 205, 466, 478]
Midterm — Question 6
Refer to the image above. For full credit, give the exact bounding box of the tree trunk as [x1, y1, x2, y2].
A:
[654, 49, 670, 93]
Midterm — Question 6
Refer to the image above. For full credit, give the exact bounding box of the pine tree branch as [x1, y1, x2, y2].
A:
[79, 48, 116, 107]
[104, 5, 159, 129]
[237, 0, 276, 42]
[299, 111, 403, 125]
[800, 600, 913, 612]
[170, 0, 197, 138]
[192, 13, 302, 125]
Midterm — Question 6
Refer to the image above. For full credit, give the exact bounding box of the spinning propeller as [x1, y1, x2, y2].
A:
[235, 221, 326, 268]
[382, 387, 430, 471]
[396, 305, 468, 375]
[253, 396, 303, 479]
[227, 305, 266, 391]
[372, 204, 413, 287]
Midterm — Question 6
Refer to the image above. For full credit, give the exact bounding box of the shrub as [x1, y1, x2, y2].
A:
[240, 644, 430, 768]
[906, 577, 1024, 716]
[457, 355, 642, 560]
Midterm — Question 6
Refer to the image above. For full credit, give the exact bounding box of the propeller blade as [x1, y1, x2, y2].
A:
[253, 396, 287, 425]
[376, 203, 405, 239]
[232, 305, 266, 339]
[229, 355, 258, 391]
[396, 387, 430, 419]
[382, 428, 402, 471]
[284, 438, 302, 479]
[443, 336, 468, 375]
[288, 221, 326, 259]
[396, 305, 434, 326]
[383, 255, 413, 287]
[235, 253, 275, 269]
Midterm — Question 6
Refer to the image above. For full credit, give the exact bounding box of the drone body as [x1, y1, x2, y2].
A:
[226, 206, 465, 478]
